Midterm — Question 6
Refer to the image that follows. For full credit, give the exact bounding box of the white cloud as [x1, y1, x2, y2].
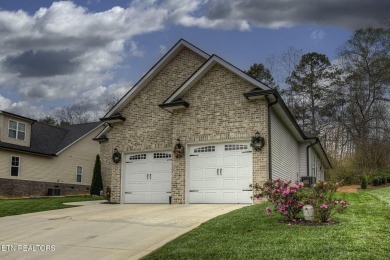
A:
[0, 95, 12, 110]
[159, 45, 167, 54]
[311, 29, 325, 40]
[0, 0, 387, 119]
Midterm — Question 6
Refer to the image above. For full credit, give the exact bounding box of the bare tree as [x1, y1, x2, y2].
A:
[53, 104, 94, 125]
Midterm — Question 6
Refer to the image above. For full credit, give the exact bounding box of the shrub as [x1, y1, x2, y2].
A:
[259, 179, 348, 223]
[372, 177, 381, 186]
[258, 178, 305, 221]
[305, 181, 348, 223]
[90, 155, 103, 196]
[361, 176, 368, 189]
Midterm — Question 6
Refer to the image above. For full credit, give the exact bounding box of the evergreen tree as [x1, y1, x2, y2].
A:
[90, 154, 103, 196]
[246, 63, 278, 89]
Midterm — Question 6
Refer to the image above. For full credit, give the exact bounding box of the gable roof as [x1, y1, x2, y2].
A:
[243, 88, 332, 168]
[163, 55, 271, 104]
[103, 39, 210, 118]
[0, 119, 102, 157]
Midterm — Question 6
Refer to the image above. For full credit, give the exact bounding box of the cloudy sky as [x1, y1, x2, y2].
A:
[0, 0, 388, 120]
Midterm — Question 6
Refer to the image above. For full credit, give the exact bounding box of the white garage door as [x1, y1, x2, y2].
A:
[123, 152, 172, 203]
[188, 143, 253, 204]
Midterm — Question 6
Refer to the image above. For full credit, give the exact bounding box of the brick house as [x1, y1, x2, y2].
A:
[0, 110, 103, 196]
[96, 39, 331, 204]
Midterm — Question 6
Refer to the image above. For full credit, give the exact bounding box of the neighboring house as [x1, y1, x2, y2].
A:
[96, 39, 331, 204]
[0, 110, 103, 196]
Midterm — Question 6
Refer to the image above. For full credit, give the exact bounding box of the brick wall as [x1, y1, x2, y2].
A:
[0, 178, 90, 197]
[100, 48, 207, 203]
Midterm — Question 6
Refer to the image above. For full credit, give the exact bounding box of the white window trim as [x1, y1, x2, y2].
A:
[8, 119, 26, 141]
[10, 156, 20, 177]
[76, 166, 83, 183]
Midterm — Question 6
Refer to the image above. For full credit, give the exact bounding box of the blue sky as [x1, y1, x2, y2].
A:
[0, 0, 387, 119]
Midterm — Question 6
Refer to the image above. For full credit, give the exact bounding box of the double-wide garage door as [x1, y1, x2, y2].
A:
[188, 143, 253, 204]
[123, 142, 252, 204]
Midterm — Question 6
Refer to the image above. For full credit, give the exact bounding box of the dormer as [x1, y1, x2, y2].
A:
[0, 111, 35, 147]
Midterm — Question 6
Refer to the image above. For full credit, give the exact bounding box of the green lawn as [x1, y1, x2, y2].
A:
[0, 196, 104, 218]
[144, 187, 390, 260]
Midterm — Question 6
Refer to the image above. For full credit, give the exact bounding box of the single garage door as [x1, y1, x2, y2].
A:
[189, 143, 253, 204]
[123, 151, 172, 203]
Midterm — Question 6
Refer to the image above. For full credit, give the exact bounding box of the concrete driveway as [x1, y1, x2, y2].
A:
[0, 201, 246, 260]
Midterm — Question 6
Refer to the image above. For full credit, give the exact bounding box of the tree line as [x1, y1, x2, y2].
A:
[246, 27, 390, 181]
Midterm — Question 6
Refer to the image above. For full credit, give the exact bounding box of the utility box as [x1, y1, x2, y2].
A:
[48, 188, 60, 196]
[301, 176, 317, 187]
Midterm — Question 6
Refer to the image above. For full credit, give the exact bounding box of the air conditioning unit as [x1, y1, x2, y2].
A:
[48, 188, 60, 196]
[300, 176, 317, 187]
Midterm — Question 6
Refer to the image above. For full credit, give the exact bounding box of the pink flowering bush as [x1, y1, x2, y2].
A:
[258, 178, 306, 221]
[257, 179, 348, 223]
[304, 181, 348, 223]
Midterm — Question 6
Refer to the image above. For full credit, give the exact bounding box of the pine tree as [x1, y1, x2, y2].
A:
[90, 154, 103, 196]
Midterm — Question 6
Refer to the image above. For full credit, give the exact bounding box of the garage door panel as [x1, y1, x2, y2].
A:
[237, 178, 251, 187]
[162, 172, 171, 181]
[222, 155, 236, 165]
[189, 192, 203, 203]
[150, 182, 163, 191]
[237, 191, 252, 203]
[204, 192, 217, 203]
[191, 168, 204, 178]
[237, 166, 250, 177]
[222, 192, 236, 202]
[204, 179, 218, 189]
[223, 179, 236, 189]
[129, 163, 151, 172]
[204, 156, 219, 166]
[150, 192, 170, 203]
[237, 154, 251, 164]
[190, 179, 204, 189]
[130, 182, 149, 191]
[162, 182, 171, 191]
[151, 161, 171, 171]
[223, 167, 236, 177]
[191, 157, 205, 165]
[205, 168, 217, 177]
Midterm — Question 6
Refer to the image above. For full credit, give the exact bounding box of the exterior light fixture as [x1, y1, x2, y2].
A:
[112, 147, 121, 164]
[173, 138, 185, 158]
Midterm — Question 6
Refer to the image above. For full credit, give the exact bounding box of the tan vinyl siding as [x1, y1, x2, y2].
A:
[298, 143, 308, 177]
[271, 109, 300, 182]
[0, 128, 101, 185]
[0, 114, 31, 147]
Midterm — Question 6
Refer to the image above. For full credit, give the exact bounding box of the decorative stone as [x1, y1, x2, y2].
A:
[303, 205, 314, 221]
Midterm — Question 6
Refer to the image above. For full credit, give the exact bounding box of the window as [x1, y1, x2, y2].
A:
[11, 156, 20, 177]
[76, 166, 83, 182]
[194, 146, 215, 153]
[154, 153, 172, 159]
[224, 144, 248, 151]
[129, 154, 146, 160]
[8, 120, 26, 141]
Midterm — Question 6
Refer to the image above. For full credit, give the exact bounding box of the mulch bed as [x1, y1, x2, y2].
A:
[337, 183, 390, 193]
[279, 218, 339, 226]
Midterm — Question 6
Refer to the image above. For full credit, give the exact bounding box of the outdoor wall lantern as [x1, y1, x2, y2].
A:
[251, 131, 265, 151]
[112, 147, 121, 164]
[173, 138, 185, 158]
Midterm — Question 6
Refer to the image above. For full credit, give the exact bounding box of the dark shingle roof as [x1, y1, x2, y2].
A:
[0, 121, 101, 156]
